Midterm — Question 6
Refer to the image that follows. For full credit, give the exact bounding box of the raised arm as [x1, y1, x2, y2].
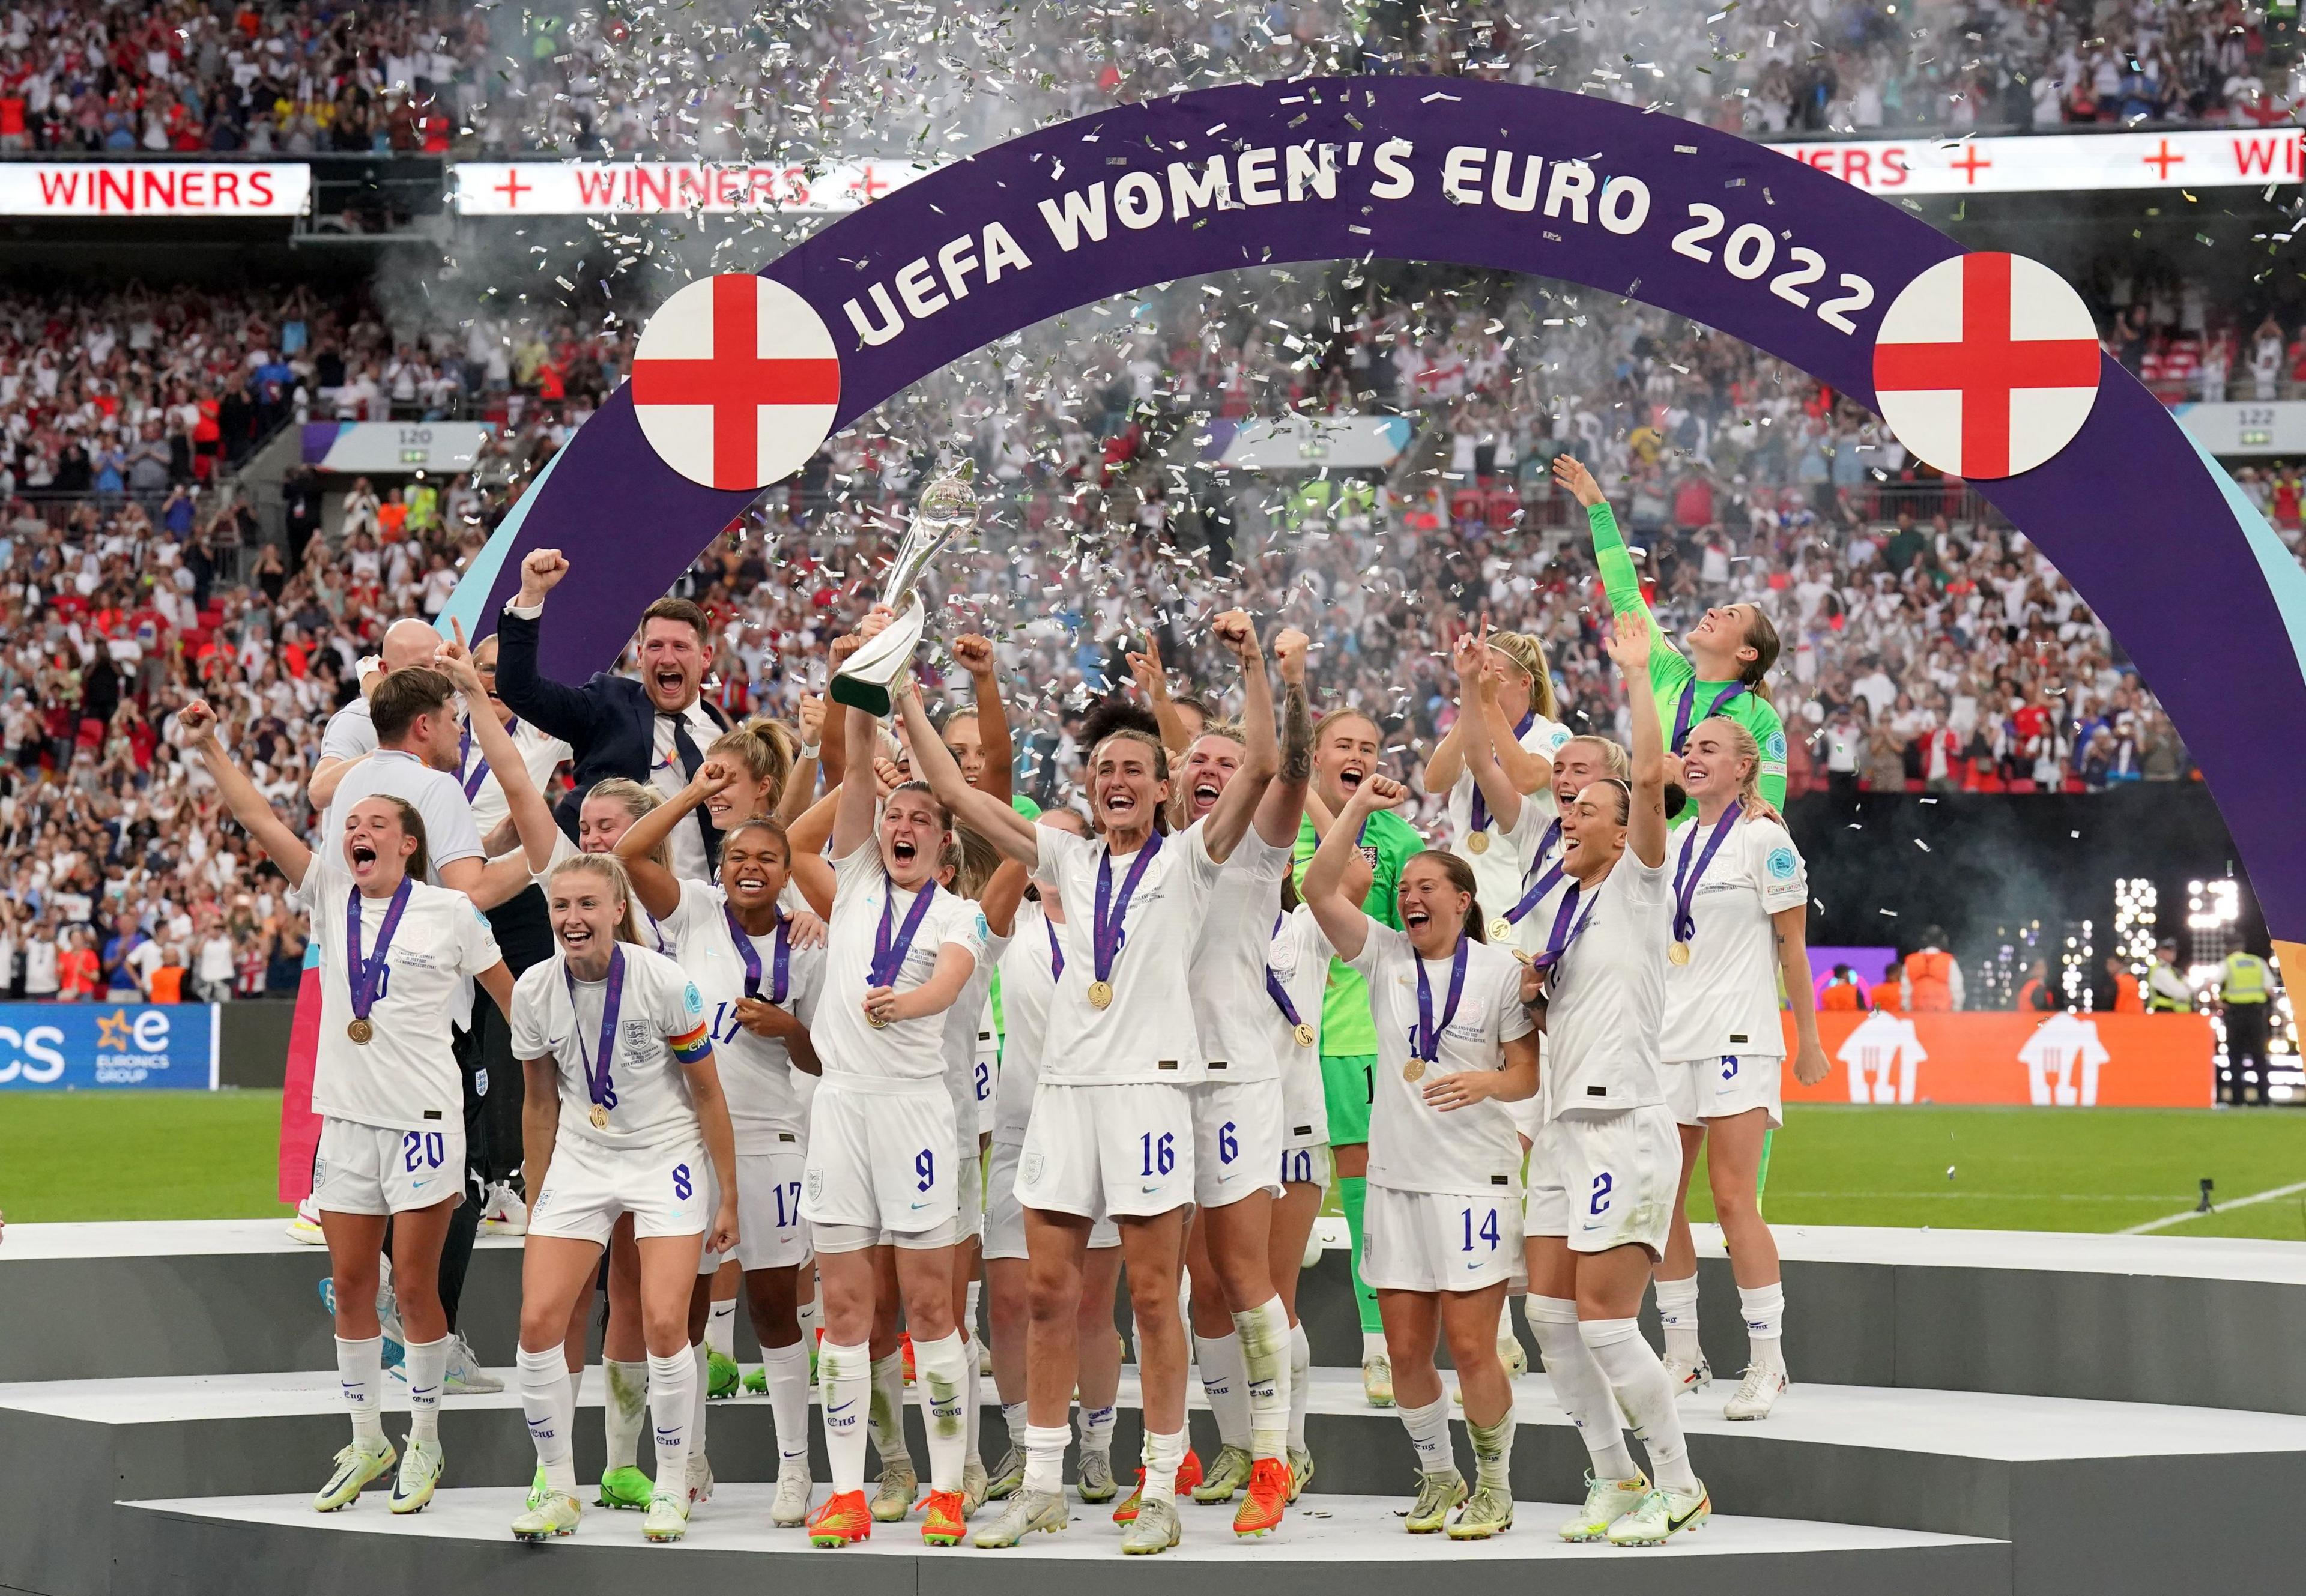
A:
[1254, 627, 1312, 848]
[1303, 775, 1406, 961]
[437, 621, 557, 878]
[491, 549, 604, 746]
[1200, 609, 1277, 863]
[830, 703, 887, 860]
[819, 635, 861, 790]
[1605, 611, 1668, 868]
[1419, 621, 1477, 797]
[179, 700, 313, 887]
[978, 856, 1031, 937]
[774, 694, 825, 827]
[951, 633, 1013, 805]
[1450, 628, 1524, 835]
[306, 752, 365, 811]
[615, 760, 733, 920]
[894, 676, 1038, 865]
[1557, 454, 1653, 628]
[1484, 674, 1555, 797]
[1126, 630, 1195, 756]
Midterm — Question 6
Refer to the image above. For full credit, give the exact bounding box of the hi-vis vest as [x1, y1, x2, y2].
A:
[2222, 952, 2271, 1004]
[1906, 949, 1955, 1012]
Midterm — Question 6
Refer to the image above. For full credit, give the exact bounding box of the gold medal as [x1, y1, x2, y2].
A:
[867, 1010, 889, 1029]
[1490, 918, 1513, 943]
[1466, 832, 1489, 856]
[1403, 1057, 1427, 1083]
[346, 1018, 373, 1045]
[589, 1103, 610, 1130]
[1669, 941, 1692, 966]
[1292, 1021, 1315, 1048]
[1088, 980, 1113, 1009]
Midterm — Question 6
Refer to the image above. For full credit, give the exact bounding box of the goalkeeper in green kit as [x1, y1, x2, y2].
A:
[1554, 454, 1788, 815]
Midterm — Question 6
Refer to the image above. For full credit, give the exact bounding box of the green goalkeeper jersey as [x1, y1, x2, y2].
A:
[1292, 806, 1423, 1057]
[1587, 500, 1788, 815]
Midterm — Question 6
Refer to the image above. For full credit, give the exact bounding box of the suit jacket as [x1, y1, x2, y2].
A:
[492, 605, 731, 860]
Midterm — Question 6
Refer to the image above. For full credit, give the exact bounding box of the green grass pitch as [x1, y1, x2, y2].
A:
[4, 1093, 2305, 1241]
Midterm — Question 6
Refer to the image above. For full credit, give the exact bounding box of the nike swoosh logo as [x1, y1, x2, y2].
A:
[910, 1200, 931, 1210]
[828, 1400, 855, 1416]
[1141, 1184, 1160, 1194]
[410, 1386, 437, 1398]
[1668, 1494, 1709, 1530]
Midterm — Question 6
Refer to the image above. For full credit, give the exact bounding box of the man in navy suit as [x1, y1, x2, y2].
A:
[494, 546, 732, 880]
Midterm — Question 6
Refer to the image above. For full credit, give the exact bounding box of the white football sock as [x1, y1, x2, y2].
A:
[647, 1349, 697, 1497]
[1467, 1409, 1515, 1490]
[403, 1335, 448, 1443]
[1739, 1281, 1787, 1374]
[1234, 1296, 1291, 1461]
[706, 1296, 736, 1361]
[1581, 1317, 1696, 1490]
[1286, 1320, 1311, 1452]
[963, 1331, 983, 1458]
[516, 1344, 577, 1497]
[1196, 1329, 1251, 1451]
[602, 1359, 649, 1473]
[1024, 1422, 1070, 1495]
[868, 1351, 913, 1471]
[1361, 1329, 1388, 1361]
[764, 1340, 813, 1463]
[1497, 1295, 1516, 1343]
[1526, 1296, 1637, 1481]
[913, 1329, 969, 1492]
[820, 1340, 871, 1495]
[1141, 1425, 1184, 1507]
[1078, 1401, 1116, 1457]
[567, 1361, 586, 1412]
[335, 1334, 384, 1447]
[1000, 1400, 1029, 1451]
[1654, 1274, 1703, 1366]
[1399, 1394, 1454, 1475]
[964, 1279, 982, 1341]
[798, 1290, 822, 1349]
[688, 1342, 711, 1470]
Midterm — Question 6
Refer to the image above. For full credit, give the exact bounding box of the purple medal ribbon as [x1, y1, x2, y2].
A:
[1265, 913, 1305, 1032]
[1092, 830, 1163, 990]
[871, 875, 939, 989]
[345, 875, 413, 1024]
[564, 943, 626, 1116]
[1411, 934, 1471, 1063]
[1045, 914, 1064, 979]
[1467, 709, 1536, 835]
[1528, 882, 1597, 978]
[1500, 820, 1564, 928]
[457, 716, 522, 800]
[1672, 807, 1743, 945]
[1671, 678, 1749, 754]
[724, 898, 791, 1004]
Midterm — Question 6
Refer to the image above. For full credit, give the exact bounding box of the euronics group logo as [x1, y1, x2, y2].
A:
[0, 1003, 218, 1090]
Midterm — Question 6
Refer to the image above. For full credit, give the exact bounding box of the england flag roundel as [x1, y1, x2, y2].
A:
[1870, 252, 2101, 481]
[630, 273, 841, 491]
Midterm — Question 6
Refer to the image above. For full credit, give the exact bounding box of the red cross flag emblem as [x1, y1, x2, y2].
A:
[1871, 252, 2101, 481]
[630, 274, 840, 491]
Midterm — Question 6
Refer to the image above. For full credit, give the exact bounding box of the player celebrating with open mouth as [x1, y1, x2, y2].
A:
[1652, 717, 1828, 1420]
[1524, 611, 1711, 1549]
[177, 693, 536, 1519]
[800, 629, 989, 1551]
[900, 611, 1277, 1556]
[614, 777, 835, 1521]
[505, 853, 740, 1546]
[1300, 775, 1539, 1541]
[1172, 625, 1304, 1537]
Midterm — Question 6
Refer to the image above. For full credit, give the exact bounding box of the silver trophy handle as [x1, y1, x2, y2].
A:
[829, 467, 979, 716]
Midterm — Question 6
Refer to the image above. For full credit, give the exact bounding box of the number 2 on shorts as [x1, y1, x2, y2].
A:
[1588, 1173, 1613, 1216]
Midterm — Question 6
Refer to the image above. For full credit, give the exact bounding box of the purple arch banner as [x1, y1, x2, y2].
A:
[450, 77, 2306, 944]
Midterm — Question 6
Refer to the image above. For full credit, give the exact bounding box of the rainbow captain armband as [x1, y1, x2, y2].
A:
[668, 1023, 713, 1065]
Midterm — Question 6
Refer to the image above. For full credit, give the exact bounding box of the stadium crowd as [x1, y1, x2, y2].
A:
[0, 0, 2286, 159]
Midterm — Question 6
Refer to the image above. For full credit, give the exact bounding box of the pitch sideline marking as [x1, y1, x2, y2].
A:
[2120, 1177, 2306, 1235]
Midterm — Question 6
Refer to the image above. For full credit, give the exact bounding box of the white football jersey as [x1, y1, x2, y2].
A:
[297, 858, 501, 1132]
[1447, 712, 1572, 912]
[1661, 815, 1807, 1063]
[1267, 905, 1336, 1147]
[1346, 923, 1533, 1197]
[1035, 820, 1224, 1085]
[815, 841, 987, 1084]
[510, 941, 712, 1153]
[1493, 794, 1573, 960]
[991, 901, 1061, 1144]
[657, 878, 825, 1142]
[1540, 849, 1671, 1120]
[1189, 827, 1294, 1084]
[456, 717, 573, 842]
[943, 935, 1005, 1135]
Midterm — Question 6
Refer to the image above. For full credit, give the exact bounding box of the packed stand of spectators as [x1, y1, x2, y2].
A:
[0, 253, 2229, 1002]
[3, 0, 2276, 163]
